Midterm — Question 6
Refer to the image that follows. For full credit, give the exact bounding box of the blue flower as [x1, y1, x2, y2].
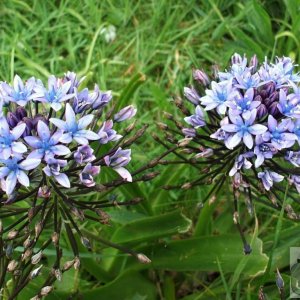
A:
[0, 117, 27, 159]
[285, 151, 300, 167]
[253, 135, 277, 168]
[277, 89, 300, 118]
[25, 121, 71, 160]
[201, 80, 236, 115]
[262, 115, 297, 149]
[184, 106, 206, 128]
[104, 147, 132, 181]
[90, 85, 112, 110]
[227, 88, 260, 118]
[229, 153, 253, 176]
[32, 75, 74, 111]
[234, 71, 261, 90]
[221, 109, 267, 149]
[43, 158, 70, 188]
[98, 120, 122, 144]
[0, 156, 41, 195]
[1, 75, 36, 106]
[258, 170, 284, 191]
[74, 145, 95, 164]
[79, 163, 100, 187]
[50, 103, 100, 145]
[292, 119, 300, 145]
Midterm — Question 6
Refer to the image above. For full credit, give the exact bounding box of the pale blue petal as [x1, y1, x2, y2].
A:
[19, 158, 41, 170]
[65, 103, 76, 129]
[6, 171, 17, 195]
[11, 123, 26, 139]
[78, 115, 94, 130]
[50, 118, 66, 130]
[37, 121, 50, 141]
[17, 170, 29, 187]
[55, 173, 70, 188]
[52, 145, 71, 156]
[24, 136, 42, 148]
[12, 142, 27, 153]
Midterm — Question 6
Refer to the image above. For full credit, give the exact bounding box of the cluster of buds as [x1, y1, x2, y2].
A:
[158, 53, 300, 254]
[0, 72, 161, 299]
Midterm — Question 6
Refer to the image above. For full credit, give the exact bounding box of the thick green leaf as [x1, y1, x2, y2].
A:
[111, 210, 192, 244]
[82, 270, 157, 300]
[136, 234, 268, 276]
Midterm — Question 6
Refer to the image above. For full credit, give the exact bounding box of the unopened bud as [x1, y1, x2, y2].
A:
[249, 55, 258, 73]
[157, 122, 168, 130]
[7, 260, 18, 272]
[233, 211, 239, 224]
[81, 236, 92, 250]
[40, 286, 53, 296]
[6, 243, 13, 258]
[23, 236, 33, 249]
[35, 221, 42, 238]
[258, 287, 266, 300]
[31, 251, 43, 265]
[178, 138, 192, 147]
[0, 220, 2, 233]
[163, 112, 173, 120]
[51, 232, 59, 246]
[181, 182, 192, 190]
[74, 256, 80, 270]
[125, 121, 136, 133]
[22, 249, 33, 261]
[30, 265, 43, 279]
[63, 260, 75, 272]
[38, 186, 51, 198]
[193, 69, 210, 86]
[209, 195, 216, 205]
[7, 229, 18, 240]
[136, 253, 151, 264]
[141, 172, 160, 181]
[54, 268, 62, 281]
[182, 128, 196, 138]
[195, 148, 213, 158]
[276, 268, 284, 290]
[71, 207, 85, 221]
[243, 244, 252, 255]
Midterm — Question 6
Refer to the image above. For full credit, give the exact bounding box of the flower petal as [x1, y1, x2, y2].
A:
[37, 121, 50, 141]
[65, 103, 76, 129]
[50, 118, 66, 130]
[55, 173, 71, 188]
[11, 123, 26, 139]
[113, 167, 132, 182]
[17, 170, 29, 187]
[19, 158, 41, 170]
[78, 115, 94, 130]
[6, 171, 17, 195]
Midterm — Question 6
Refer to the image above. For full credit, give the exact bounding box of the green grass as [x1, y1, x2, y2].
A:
[1, 0, 300, 299]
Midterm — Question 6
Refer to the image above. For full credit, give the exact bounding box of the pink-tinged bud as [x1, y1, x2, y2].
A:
[8, 229, 18, 240]
[40, 286, 53, 296]
[182, 127, 196, 138]
[31, 251, 43, 265]
[54, 269, 62, 281]
[23, 236, 33, 248]
[63, 260, 75, 271]
[183, 86, 200, 105]
[7, 260, 18, 272]
[178, 138, 192, 147]
[195, 148, 213, 158]
[38, 186, 51, 198]
[249, 55, 258, 73]
[136, 253, 151, 264]
[114, 105, 137, 122]
[231, 53, 243, 65]
[193, 69, 210, 86]
[74, 256, 80, 270]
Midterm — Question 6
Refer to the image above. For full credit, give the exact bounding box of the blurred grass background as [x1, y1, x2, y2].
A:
[1, 0, 300, 299]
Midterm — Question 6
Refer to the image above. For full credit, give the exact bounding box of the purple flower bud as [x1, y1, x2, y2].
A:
[74, 145, 95, 164]
[114, 105, 137, 122]
[32, 115, 48, 129]
[38, 186, 51, 198]
[182, 127, 196, 137]
[256, 104, 267, 119]
[91, 85, 112, 109]
[15, 107, 27, 120]
[22, 117, 33, 137]
[268, 101, 280, 116]
[265, 82, 276, 95]
[193, 69, 210, 86]
[6, 112, 19, 128]
[269, 91, 279, 102]
[79, 163, 100, 187]
[98, 120, 122, 144]
[183, 86, 200, 105]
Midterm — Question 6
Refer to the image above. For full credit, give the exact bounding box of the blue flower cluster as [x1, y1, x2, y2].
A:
[0, 73, 136, 196]
[184, 54, 300, 192]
